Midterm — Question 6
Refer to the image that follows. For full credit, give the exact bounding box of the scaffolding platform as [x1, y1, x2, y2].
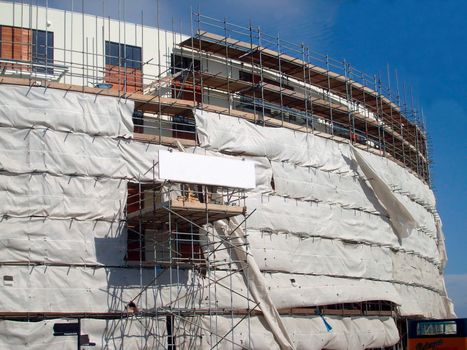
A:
[127, 198, 246, 225]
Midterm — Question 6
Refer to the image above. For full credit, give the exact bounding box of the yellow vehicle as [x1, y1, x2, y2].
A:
[407, 318, 467, 350]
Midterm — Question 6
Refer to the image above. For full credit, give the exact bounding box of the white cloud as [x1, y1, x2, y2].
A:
[445, 274, 467, 318]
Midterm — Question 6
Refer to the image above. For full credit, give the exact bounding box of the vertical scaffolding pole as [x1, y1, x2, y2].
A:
[325, 55, 334, 137]
[302, 44, 309, 133]
[224, 17, 231, 115]
[306, 47, 315, 134]
[257, 25, 266, 126]
[277, 34, 284, 125]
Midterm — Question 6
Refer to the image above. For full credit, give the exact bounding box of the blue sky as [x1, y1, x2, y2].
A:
[16, 0, 467, 316]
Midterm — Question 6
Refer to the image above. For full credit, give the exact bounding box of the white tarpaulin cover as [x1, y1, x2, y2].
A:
[351, 146, 417, 239]
[199, 315, 399, 350]
[215, 219, 294, 349]
[195, 109, 437, 211]
[0, 315, 398, 350]
[194, 109, 453, 318]
[0, 84, 134, 137]
[0, 86, 454, 349]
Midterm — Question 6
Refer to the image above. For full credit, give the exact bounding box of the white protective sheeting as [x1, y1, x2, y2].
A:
[0, 86, 454, 349]
[0, 217, 126, 265]
[0, 173, 127, 221]
[0, 127, 126, 177]
[206, 270, 452, 317]
[194, 109, 453, 320]
[195, 109, 354, 172]
[0, 127, 169, 181]
[200, 315, 399, 350]
[0, 319, 78, 350]
[395, 192, 437, 235]
[0, 315, 398, 350]
[0, 318, 168, 350]
[245, 193, 397, 245]
[270, 160, 438, 236]
[0, 263, 451, 317]
[435, 220, 448, 269]
[194, 109, 443, 252]
[195, 109, 436, 210]
[247, 231, 443, 292]
[351, 147, 417, 239]
[207, 225, 442, 293]
[214, 219, 294, 349]
[0, 265, 205, 312]
[395, 283, 454, 318]
[0, 85, 134, 137]
[271, 160, 381, 212]
[357, 148, 437, 211]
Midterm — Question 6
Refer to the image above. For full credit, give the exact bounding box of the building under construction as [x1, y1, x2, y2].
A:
[0, 1, 454, 349]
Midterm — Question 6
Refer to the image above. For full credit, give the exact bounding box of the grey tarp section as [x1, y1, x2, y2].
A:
[351, 146, 417, 239]
[215, 219, 295, 350]
[0, 85, 134, 137]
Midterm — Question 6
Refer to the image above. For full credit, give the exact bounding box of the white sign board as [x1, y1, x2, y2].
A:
[158, 150, 256, 189]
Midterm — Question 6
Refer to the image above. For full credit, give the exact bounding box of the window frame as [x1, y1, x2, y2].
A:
[32, 29, 54, 74]
[105, 41, 142, 70]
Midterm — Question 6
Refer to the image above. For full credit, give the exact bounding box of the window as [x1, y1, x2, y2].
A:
[239, 70, 260, 84]
[105, 41, 142, 69]
[239, 70, 252, 82]
[32, 29, 54, 74]
[104, 41, 143, 92]
[171, 54, 200, 73]
[105, 41, 119, 66]
[166, 315, 176, 350]
[0, 26, 54, 74]
[132, 110, 144, 133]
[172, 115, 196, 140]
[126, 228, 145, 262]
[416, 321, 457, 336]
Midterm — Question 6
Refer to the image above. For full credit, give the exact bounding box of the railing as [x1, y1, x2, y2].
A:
[126, 183, 246, 216]
[0, 22, 430, 184]
[0, 58, 68, 81]
[126, 183, 247, 266]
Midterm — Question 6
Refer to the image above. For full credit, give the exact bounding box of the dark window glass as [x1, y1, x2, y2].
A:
[126, 45, 142, 69]
[126, 228, 144, 261]
[105, 41, 142, 69]
[166, 315, 175, 350]
[173, 115, 195, 132]
[239, 70, 253, 82]
[171, 54, 200, 74]
[125, 45, 133, 67]
[32, 29, 54, 74]
[105, 41, 119, 66]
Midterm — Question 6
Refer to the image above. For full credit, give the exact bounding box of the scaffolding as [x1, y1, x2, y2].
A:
[123, 179, 256, 348]
[0, 4, 430, 185]
[176, 13, 430, 184]
[0, 2, 437, 348]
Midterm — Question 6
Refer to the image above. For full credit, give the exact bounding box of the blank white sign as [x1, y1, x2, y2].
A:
[158, 150, 256, 189]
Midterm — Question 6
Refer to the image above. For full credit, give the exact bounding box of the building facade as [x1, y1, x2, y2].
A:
[0, 1, 454, 349]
